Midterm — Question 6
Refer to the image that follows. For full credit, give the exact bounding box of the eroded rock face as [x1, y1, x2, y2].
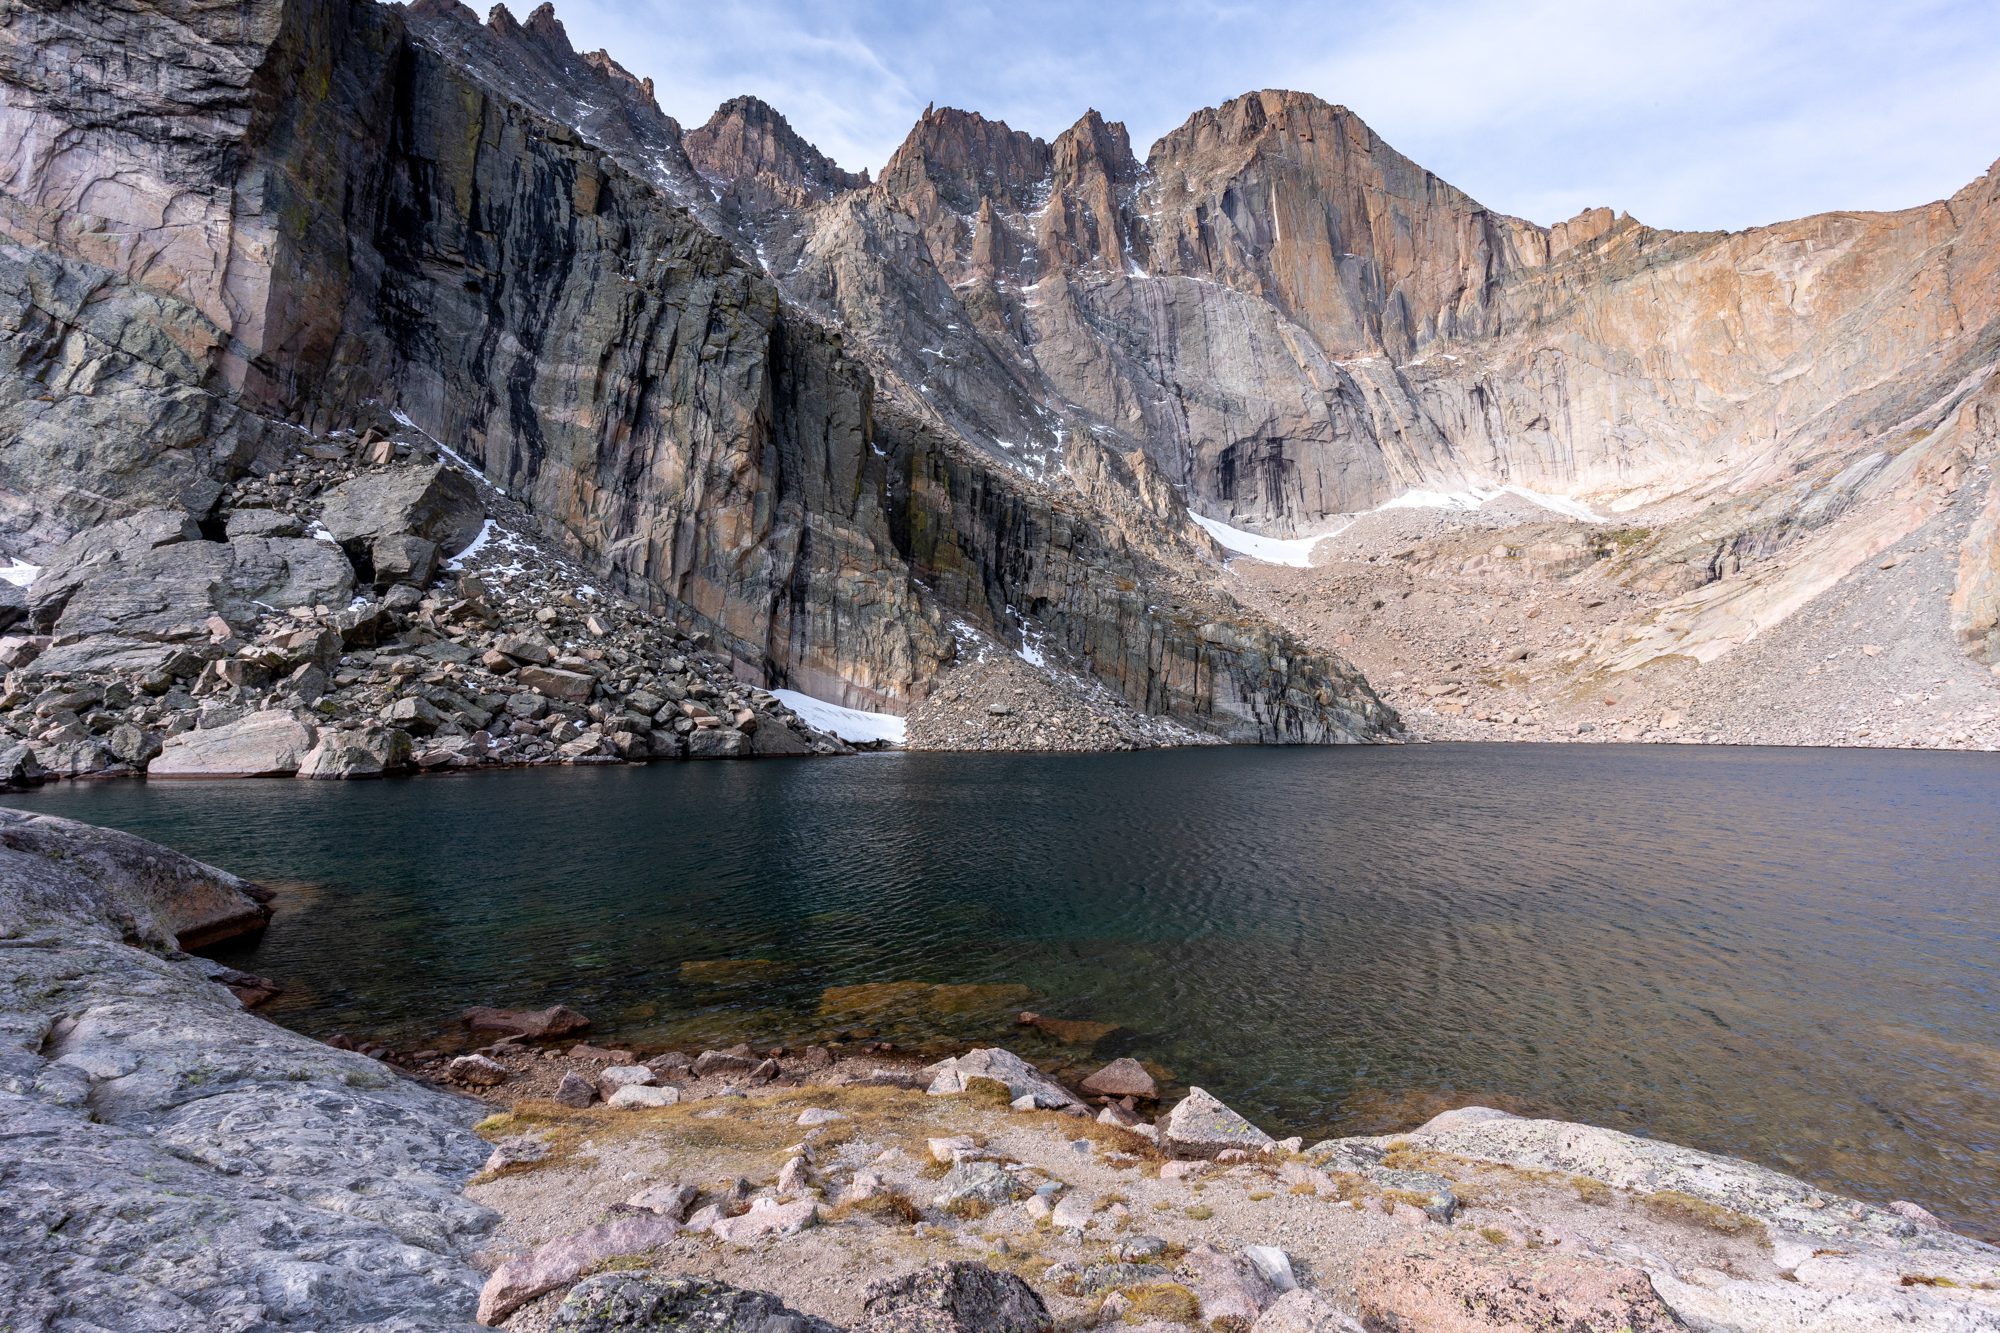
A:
[0, 809, 493, 1328]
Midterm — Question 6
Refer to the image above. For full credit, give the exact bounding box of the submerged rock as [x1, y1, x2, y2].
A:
[462, 1003, 591, 1039]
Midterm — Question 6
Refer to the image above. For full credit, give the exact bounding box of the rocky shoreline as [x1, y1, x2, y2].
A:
[4, 808, 1995, 1331]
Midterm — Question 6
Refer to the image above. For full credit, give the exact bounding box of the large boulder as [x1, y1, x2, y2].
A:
[551, 1273, 838, 1333]
[0, 808, 493, 1329]
[297, 724, 412, 779]
[1162, 1087, 1274, 1157]
[855, 1262, 1051, 1333]
[148, 711, 318, 778]
[23, 507, 202, 631]
[476, 1216, 682, 1325]
[29, 537, 354, 675]
[924, 1048, 1081, 1110]
[317, 463, 484, 567]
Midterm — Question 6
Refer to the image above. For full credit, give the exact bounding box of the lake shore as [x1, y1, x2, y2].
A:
[5, 806, 1997, 1331]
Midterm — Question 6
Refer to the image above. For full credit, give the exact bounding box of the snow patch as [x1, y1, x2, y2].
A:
[444, 518, 497, 570]
[770, 689, 906, 745]
[1, 558, 40, 589]
[1190, 514, 1342, 567]
[1378, 485, 1600, 522]
[387, 408, 508, 496]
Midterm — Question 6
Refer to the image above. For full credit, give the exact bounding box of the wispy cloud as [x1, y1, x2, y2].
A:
[543, 0, 2000, 230]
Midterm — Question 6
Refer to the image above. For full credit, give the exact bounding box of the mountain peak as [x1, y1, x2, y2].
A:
[685, 94, 866, 207]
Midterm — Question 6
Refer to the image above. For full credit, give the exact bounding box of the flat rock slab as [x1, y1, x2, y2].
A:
[148, 711, 318, 778]
[478, 1216, 682, 1324]
[709, 1197, 820, 1245]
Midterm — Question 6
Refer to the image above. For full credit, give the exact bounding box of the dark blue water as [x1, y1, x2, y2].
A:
[9, 743, 1997, 1235]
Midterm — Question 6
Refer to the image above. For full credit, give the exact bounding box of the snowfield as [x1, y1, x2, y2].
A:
[770, 688, 907, 745]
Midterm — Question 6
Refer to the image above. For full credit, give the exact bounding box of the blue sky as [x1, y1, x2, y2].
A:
[544, 0, 2000, 232]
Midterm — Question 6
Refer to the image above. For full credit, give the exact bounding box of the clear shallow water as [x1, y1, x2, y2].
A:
[8, 744, 1998, 1236]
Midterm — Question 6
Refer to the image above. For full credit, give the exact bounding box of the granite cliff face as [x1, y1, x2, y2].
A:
[3, 0, 1997, 756]
[0, 0, 1393, 743]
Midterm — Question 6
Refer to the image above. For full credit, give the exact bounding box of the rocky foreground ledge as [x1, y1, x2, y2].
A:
[3, 812, 1995, 1331]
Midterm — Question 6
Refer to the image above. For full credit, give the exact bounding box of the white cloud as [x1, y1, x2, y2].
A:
[535, 0, 2000, 231]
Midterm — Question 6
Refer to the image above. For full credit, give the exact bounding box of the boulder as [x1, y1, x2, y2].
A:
[147, 711, 317, 778]
[687, 726, 751, 758]
[1162, 1087, 1274, 1157]
[1179, 1244, 1279, 1325]
[23, 507, 201, 630]
[931, 1159, 1029, 1212]
[1080, 1057, 1159, 1101]
[518, 664, 596, 703]
[708, 1196, 818, 1245]
[448, 1054, 508, 1087]
[624, 1183, 698, 1221]
[1250, 1290, 1366, 1333]
[608, 1084, 681, 1109]
[552, 1071, 596, 1108]
[551, 1273, 838, 1333]
[924, 1048, 1081, 1110]
[224, 509, 304, 539]
[495, 633, 554, 664]
[0, 576, 25, 632]
[369, 533, 439, 588]
[855, 1261, 1051, 1333]
[461, 1004, 591, 1039]
[595, 1064, 655, 1098]
[476, 1216, 682, 1324]
[317, 463, 484, 556]
[30, 538, 353, 676]
[298, 725, 412, 779]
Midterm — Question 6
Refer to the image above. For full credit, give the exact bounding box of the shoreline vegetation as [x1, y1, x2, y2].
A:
[3, 806, 1996, 1331]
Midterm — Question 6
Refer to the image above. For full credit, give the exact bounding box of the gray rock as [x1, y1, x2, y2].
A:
[624, 1182, 698, 1221]
[856, 1261, 1051, 1333]
[369, 533, 439, 588]
[298, 724, 412, 779]
[0, 575, 24, 632]
[147, 710, 317, 778]
[687, 726, 750, 758]
[1079, 1056, 1158, 1101]
[518, 664, 596, 703]
[225, 508, 304, 539]
[1250, 1290, 1367, 1333]
[924, 1048, 1081, 1110]
[552, 1071, 597, 1108]
[448, 1054, 508, 1087]
[0, 808, 492, 1330]
[317, 463, 484, 557]
[930, 1159, 1030, 1212]
[1162, 1086, 1274, 1157]
[552, 1272, 838, 1333]
[479, 1217, 683, 1324]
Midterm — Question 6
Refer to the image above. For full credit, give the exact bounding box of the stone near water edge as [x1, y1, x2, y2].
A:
[476, 1215, 682, 1324]
[625, 1182, 699, 1222]
[552, 1071, 596, 1108]
[449, 1053, 508, 1087]
[146, 710, 317, 778]
[462, 1003, 591, 1039]
[1162, 1086, 1275, 1158]
[1080, 1056, 1159, 1101]
[855, 1260, 1052, 1333]
[924, 1047, 1082, 1110]
[708, 1196, 820, 1245]
[608, 1084, 680, 1109]
[693, 1047, 759, 1077]
[595, 1065, 657, 1099]
[551, 1272, 841, 1333]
